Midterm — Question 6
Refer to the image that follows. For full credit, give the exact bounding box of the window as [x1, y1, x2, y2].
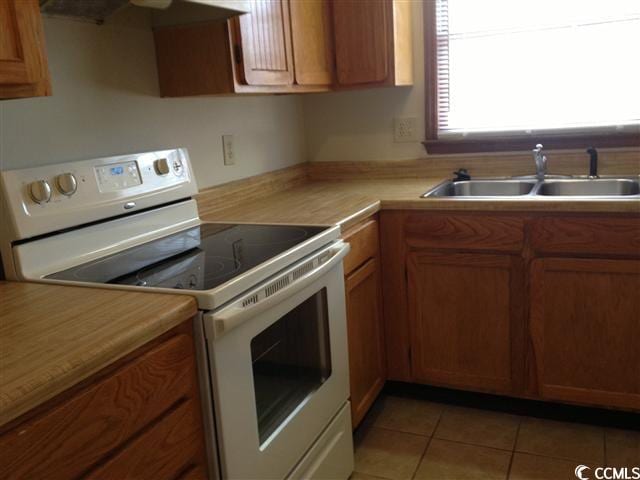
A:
[424, 0, 640, 153]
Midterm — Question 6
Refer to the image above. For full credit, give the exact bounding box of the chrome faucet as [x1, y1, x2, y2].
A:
[533, 143, 547, 179]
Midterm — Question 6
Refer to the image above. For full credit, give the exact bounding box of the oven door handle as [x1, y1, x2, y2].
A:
[203, 241, 350, 339]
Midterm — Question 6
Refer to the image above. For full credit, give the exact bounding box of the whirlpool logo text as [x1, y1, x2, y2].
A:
[575, 465, 640, 480]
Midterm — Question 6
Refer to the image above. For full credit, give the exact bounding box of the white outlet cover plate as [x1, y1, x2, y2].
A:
[393, 117, 418, 143]
[222, 134, 235, 165]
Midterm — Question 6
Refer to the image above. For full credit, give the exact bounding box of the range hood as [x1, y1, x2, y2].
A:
[40, 0, 249, 25]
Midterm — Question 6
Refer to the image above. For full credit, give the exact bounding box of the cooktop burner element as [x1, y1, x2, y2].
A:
[47, 223, 329, 291]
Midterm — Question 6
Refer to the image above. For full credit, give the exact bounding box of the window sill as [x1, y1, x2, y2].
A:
[422, 132, 640, 155]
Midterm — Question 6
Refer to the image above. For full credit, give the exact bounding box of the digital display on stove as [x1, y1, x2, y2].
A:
[46, 223, 329, 291]
[95, 161, 141, 192]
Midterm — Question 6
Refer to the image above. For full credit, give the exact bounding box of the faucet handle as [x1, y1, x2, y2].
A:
[453, 168, 471, 181]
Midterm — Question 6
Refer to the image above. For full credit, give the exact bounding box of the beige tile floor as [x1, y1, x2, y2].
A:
[351, 395, 639, 480]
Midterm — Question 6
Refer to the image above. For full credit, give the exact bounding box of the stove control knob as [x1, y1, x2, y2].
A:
[56, 173, 77, 196]
[154, 158, 170, 176]
[29, 180, 52, 204]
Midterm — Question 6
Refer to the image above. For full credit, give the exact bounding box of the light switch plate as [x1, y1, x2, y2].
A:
[222, 135, 235, 165]
[394, 117, 418, 142]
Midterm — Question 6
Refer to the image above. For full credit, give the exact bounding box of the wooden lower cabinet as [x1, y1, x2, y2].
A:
[530, 257, 640, 410]
[342, 218, 386, 428]
[407, 252, 524, 395]
[380, 210, 640, 412]
[0, 320, 208, 480]
[345, 257, 386, 427]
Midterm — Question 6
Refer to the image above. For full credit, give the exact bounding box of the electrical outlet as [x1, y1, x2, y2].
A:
[394, 117, 418, 142]
[222, 134, 235, 165]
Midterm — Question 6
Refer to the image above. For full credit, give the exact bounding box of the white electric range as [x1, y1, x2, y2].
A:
[0, 148, 354, 480]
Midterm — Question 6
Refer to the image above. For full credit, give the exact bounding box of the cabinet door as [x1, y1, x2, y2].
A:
[235, 0, 294, 85]
[345, 257, 386, 428]
[0, 0, 50, 98]
[332, 0, 389, 85]
[407, 252, 524, 394]
[530, 258, 640, 410]
[289, 0, 334, 85]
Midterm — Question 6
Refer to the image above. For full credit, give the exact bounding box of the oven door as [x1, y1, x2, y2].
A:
[202, 241, 351, 480]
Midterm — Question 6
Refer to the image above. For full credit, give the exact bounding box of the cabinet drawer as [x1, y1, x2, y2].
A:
[343, 218, 379, 275]
[531, 216, 640, 256]
[404, 214, 525, 253]
[88, 399, 206, 480]
[0, 332, 200, 480]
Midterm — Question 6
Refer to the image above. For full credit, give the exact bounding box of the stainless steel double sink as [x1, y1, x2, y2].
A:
[422, 177, 640, 199]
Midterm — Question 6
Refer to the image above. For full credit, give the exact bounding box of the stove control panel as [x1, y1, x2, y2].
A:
[0, 148, 199, 241]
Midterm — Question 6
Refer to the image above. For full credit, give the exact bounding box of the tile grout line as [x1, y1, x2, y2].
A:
[367, 424, 434, 439]
[410, 411, 444, 480]
[429, 435, 517, 454]
[513, 416, 608, 465]
[505, 417, 523, 479]
[513, 450, 608, 466]
[357, 396, 623, 480]
[351, 472, 394, 480]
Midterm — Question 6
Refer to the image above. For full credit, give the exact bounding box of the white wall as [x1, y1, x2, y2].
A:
[302, 1, 426, 163]
[0, 9, 306, 189]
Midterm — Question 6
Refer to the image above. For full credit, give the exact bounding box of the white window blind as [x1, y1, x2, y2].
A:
[434, 0, 640, 137]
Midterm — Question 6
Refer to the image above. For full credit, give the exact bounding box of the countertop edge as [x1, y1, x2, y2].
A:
[0, 292, 198, 427]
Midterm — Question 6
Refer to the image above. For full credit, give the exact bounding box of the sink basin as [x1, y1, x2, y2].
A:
[536, 178, 640, 197]
[422, 179, 536, 198]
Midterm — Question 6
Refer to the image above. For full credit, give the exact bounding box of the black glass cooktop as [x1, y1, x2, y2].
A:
[47, 223, 328, 291]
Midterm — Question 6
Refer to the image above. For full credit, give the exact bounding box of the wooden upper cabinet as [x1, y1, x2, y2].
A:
[333, 0, 388, 85]
[407, 252, 524, 395]
[154, 0, 333, 95]
[332, 0, 412, 87]
[530, 258, 640, 411]
[154, 0, 412, 95]
[0, 0, 51, 99]
[289, 0, 334, 85]
[233, 0, 294, 86]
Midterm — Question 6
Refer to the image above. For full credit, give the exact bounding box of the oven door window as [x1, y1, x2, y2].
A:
[250, 288, 332, 446]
